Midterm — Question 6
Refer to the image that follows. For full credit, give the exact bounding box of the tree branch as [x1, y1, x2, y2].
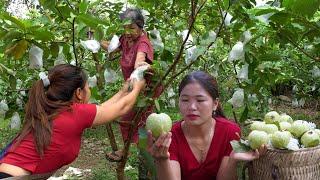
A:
[280, 32, 319, 62]
[72, 18, 78, 66]
[151, 0, 205, 94]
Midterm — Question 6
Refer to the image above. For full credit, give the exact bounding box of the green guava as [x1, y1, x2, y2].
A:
[279, 114, 293, 123]
[289, 120, 311, 138]
[264, 111, 280, 124]
[279, 122, 292, 131]
[261, 124, 279, 134]
[301, 130, 320, 148]
[250, 121, 265, 131]
[248, 130, 269, 150]
[271, 131, 292, 149]
[146, 113, 172, 138]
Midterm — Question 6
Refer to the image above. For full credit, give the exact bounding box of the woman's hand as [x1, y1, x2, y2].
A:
[136, 61, 151, 69]
[131, 78, 146, 91]
[147, 131, 172, 161]
[230, 144, 267, 162]
[100, 40, 109, 51]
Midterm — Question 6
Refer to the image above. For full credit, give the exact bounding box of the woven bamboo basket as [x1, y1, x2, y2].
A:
[248, 145, 320, 180]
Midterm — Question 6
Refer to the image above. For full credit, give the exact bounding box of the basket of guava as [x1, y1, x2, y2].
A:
[231, 111, 320, 180]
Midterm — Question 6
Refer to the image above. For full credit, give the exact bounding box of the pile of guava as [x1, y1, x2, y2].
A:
[246, 111, 320, 150]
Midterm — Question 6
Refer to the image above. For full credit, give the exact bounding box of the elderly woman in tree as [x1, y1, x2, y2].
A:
[101, 8, 162, 161]
[147, 71, 266, 180]
[0, 64, 146, 178]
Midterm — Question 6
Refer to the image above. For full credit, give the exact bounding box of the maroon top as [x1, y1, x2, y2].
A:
[0, 103, 96, 174]
[169, 116, 241, 180]
[119, 32, 154, 80]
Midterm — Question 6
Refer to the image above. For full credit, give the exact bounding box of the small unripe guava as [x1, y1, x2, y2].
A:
[301, 130, 320, 148]
[279, 113, 293, 123]
[146, 113, 172, 138]
[279, 122, 292, 131]
[261, 124, 279, 134]
[250, 121, 265, 131]
[271, 131, 292, 149]
[289, 120, 311, 138]
[264, 111, 280, 124]
[248, 130, 269, 150]
[315, 129, 320, 136]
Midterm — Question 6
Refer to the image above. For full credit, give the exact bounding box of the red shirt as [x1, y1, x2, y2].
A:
[0, 103, 96, 174]
[169, 116, 241, 180]
[119, 32, 154, 80]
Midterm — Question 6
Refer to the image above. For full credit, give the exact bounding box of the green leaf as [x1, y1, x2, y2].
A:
[230, 140, 251, 153]
[79, 1, 89, 13]
[269, 12, 291, 24]
[247, 6, 282, 16]
[240, 105, 249, 123]
[0, 63, 15, 76]
[257, 53, 281, 62]
[139, 149, 157, 180]
[1, 13, 26, 30]
[154, 99, 161, 113]
[32, 29, 54, 41]
[160, 49, 174, 62]
[136, 97, 147, 108]
[283, 0, 320, 17]
[1, 31, 23, 41]
[9, 75, 16, 89]
[50, 42, 59, 58]
[39, 0, 56, 11]
[5, 40, 28, 59]
[77, 14, 109, 28]
[138, 128, 148, 150]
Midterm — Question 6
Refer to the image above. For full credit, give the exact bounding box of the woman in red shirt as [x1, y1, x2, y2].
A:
[147, 71, 266, 180]
[0, 64, 146, 178]
[101, 8, 162, 161]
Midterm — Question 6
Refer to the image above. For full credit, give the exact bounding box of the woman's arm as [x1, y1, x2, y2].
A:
[217, 146, 267, 180]
[134, 52, 148, 69]
[155, 159, 181, 180]
[91, 79, 145, 126]
[147, 132, 181, 180]
[216, 157, 238, 180]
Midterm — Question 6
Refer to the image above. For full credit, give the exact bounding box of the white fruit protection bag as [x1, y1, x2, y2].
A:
[0, 100, 9, 119]
[10, 112, 21, 129]
[80, 40, 100, 53]
[88, 75, 97, 88]
[104, 68, 118, 83]
[108, 35, 120, 53]
[29, 45, 43, 69]
[149, 29, 164, 51]
[227, 88, 244, 108]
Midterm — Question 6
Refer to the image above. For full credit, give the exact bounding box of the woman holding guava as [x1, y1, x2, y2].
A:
[147, 71, 266, 180]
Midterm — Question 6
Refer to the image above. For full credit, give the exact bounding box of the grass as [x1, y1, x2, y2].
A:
[0, 118, 19, 149]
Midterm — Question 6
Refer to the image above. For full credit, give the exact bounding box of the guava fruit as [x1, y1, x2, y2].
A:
[261, 124, 278, 134]
[250, 121, 265, 131]
[279, 114, 293, 123]
[248, 130, 269, 149]
[264, 111, 280, 124]
[301, 130, 320, 148]
[289, 120, 311, 138]
[271, 131, 292, 149]
[146, 113, 172, 138]
[279, 122, 292, 131]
